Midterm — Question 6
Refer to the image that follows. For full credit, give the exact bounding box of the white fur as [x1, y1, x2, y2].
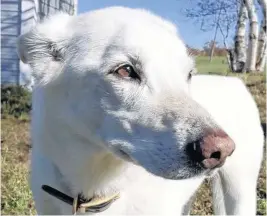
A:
[17, 7, 264, 215]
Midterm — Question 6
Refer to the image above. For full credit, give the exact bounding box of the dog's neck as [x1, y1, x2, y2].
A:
[48, 132, 137, 199]
[57, 119, 135, 199]
[67, 150, 130, 199]
[46, 137, 134, 199]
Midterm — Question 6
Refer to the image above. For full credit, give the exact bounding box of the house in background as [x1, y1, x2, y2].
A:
[1, 0, 78, 87]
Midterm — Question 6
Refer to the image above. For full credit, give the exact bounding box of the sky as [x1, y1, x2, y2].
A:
[77, 0, 232, 49]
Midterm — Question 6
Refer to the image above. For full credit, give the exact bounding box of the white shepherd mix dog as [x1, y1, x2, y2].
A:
[17, 7, 264, 215]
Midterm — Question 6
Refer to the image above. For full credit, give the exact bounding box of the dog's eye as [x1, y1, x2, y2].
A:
[113, 64, 140, 81]
[187, 71, 192, 81]
[187, 69, 195, 82]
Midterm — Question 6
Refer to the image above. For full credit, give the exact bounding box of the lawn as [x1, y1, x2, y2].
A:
[195, 56, 229, 74]
[1, 56, 266, 215]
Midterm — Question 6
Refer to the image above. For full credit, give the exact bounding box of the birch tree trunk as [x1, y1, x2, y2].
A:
[256, 43, 267, 71]
[227, 49, 236, 72]
[234, 1, 248, 72]
[244, 0, 259, 72]
[256, 0, 267, 71]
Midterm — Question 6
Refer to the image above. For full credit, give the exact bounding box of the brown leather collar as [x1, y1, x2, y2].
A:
[42, 185, 120, 214]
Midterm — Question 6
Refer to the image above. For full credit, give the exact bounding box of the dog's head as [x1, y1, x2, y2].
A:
[17, 7, 235, 180]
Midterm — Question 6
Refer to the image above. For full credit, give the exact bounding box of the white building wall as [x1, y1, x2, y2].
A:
[1, 0, 21, 85]
[1, 0, 77, 87]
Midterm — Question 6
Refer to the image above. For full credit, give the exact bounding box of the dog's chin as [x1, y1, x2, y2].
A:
[152, 162, 220, 180]
[167, 168, 205, 180]
[177, 166, 219, 180]
[113, 152, 211, 180]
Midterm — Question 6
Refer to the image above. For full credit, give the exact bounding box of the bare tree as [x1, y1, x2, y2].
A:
[184, 0, 266, 72]
[184, 0, 238, 33]
[183, 0, 240, 71]
[209, 5, 223, 62]
[203, 40, 219, 57]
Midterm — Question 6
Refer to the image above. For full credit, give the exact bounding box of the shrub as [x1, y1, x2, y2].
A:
[1, 85, 32, 118]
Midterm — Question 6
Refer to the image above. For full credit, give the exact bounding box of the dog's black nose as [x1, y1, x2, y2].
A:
[186, 129, 235, 169]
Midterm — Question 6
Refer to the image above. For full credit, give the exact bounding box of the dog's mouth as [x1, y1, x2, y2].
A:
[116, 149, 217, 178]
[114, 147, 219, 180]
[115, 149, 139, 165]
[205, 168, 219, 178]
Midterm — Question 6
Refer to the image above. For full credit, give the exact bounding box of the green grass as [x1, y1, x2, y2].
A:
[1, 56, 266, 215]
[195, 56, 229, 74]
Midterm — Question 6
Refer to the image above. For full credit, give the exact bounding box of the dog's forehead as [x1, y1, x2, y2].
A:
[74, 7, 193, 87]
[76, 7, 184, 53]
[79, 7, 177, 33]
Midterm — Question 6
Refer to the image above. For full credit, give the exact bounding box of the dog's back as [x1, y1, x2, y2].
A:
[190, 75, 264, 215]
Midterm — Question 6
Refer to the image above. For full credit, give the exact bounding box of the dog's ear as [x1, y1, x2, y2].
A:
[16, 13, 72, 85]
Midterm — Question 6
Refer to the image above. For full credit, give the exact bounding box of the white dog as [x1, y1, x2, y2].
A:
[17, 7, 264, 215]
